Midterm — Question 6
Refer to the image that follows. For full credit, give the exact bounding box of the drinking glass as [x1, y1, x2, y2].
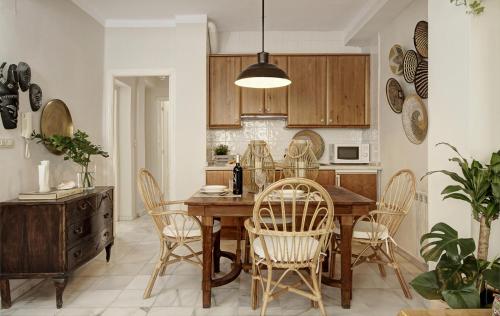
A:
[255, 170, 267, 194]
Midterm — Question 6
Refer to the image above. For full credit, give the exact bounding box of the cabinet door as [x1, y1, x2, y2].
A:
[241, 56, 265, 115]
[206, 170, 232, 185]
[327, 56, 370, 127]
[338, 173, 377, 201]
[264, 55, 288, 115]
[287, 56, 327, 126]
[316, 170, 336, 187]
[209, 56, 241, 128]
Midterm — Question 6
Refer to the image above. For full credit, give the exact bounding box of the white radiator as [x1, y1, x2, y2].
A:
[414, 191, 428, 253]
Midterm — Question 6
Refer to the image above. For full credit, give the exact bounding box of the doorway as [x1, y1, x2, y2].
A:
[112, 75, 170, 220]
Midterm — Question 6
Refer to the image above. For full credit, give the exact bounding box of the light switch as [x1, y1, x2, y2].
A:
[0, 138, 15, 148]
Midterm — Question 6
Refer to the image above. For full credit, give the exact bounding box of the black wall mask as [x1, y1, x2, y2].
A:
[0, 62, 20, 129]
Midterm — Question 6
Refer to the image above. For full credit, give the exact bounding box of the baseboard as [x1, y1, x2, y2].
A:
[395, 246, 428, 272]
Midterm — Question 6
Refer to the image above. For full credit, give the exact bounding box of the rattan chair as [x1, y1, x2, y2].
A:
[245, 178, 335, 316]
[137, 169, 221, 299]
[330, 169, 416, 299]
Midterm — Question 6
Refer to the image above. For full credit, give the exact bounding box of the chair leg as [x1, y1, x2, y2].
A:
[371, 246, 387, 277]
[213, 231, 221, 273]
[251, 261, 259, 310]
[260, 266, 273, 316]
[243, 231, 251, 272]
[388, 243, 412, 299]
[311, 266, 326, 316]
[144, 242, 170, 299]
[329, 238, 338, 279]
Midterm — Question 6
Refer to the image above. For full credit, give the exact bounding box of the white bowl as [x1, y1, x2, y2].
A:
[274, 189, 305, 197]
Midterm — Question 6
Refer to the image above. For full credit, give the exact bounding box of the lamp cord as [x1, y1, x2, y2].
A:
[261, 0, 264, 53]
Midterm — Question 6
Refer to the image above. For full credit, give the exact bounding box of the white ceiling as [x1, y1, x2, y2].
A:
[72, 0, 378, 32]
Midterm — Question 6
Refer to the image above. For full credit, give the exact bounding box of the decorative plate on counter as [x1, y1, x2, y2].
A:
[414, 20, 428, 58]
[403, 50, 419, 83]
[414, 60, 428, 99]
[292, 130, 325, 159]
[389, 44, 405, 75]
[402, 95, 428, 144]
[40, 99, 74, 155]
[386, 78, 405, 113]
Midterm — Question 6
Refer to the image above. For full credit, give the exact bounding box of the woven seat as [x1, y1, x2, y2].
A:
[253, 236, 320, 262]
[333, 220, 389, 240]
[163, 219, 221, 238]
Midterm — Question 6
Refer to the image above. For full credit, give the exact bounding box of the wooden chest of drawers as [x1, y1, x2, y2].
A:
[0, 187, 114, 309]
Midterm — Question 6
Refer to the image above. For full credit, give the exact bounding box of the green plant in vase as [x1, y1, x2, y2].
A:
[33, 130, 109, 189]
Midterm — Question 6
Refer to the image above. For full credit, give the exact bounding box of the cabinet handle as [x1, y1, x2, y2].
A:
[258, 108, 262, 112]
[73, 250, 82, 258]
[320, 118, 324, 123]
[329, 119, 333, 123]
[103, 213, 110, 219]
[266, 107, 270, 112]
[335, 174, 341, 187]
[74, 226, 83, 234]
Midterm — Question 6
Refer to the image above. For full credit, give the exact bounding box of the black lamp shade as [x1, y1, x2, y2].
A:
[235, 52, 291, 89]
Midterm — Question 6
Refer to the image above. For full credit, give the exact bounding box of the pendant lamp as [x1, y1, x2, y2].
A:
[234, 0, 291, 89]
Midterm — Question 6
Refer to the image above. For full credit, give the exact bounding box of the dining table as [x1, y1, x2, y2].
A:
[185, 184, 376, 309]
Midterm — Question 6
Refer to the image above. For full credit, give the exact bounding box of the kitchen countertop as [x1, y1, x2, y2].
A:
[205, 163, 382, 172]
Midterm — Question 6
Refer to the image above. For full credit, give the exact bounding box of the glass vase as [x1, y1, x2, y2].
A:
[77, 164, 96, 190]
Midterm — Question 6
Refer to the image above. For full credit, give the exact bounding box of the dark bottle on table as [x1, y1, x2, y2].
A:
[233, 154, 243, 195]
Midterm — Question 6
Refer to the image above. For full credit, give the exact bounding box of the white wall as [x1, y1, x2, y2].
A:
[428, 0, 500, 260]
[0, 0, 104, 301]
[104, 17, 207, 202]
[377, 0, 428, 259]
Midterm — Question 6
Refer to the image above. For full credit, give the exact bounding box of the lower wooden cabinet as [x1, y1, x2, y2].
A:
[336, 172, 378, 201]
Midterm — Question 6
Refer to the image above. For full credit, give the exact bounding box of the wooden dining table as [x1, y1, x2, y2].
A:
[185, 185, 376, 309]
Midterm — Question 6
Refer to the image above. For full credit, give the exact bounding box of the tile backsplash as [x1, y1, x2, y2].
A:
[207, 119, 379, 164]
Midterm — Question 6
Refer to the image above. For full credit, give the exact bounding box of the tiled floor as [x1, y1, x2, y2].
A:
[3, 215, 429, 316]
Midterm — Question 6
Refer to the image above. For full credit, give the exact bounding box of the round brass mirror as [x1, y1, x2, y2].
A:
[40, 99, 74, 155]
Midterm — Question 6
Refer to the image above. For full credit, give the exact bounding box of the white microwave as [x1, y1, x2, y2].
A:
[329, 144, 370, 164]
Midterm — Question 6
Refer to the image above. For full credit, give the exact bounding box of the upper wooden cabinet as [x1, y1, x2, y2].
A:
[209, 56, 241, 128]
[287, 56, 327, 126]
[240, 55, 288, 116]
[208, 54, 370, 129]
[327, 56, 370, 127]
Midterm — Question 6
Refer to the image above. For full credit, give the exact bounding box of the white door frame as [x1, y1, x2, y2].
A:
[103, 68, 176, 223]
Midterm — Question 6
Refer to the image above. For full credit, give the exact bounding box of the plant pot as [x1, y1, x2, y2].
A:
[214, 154, 232, 166]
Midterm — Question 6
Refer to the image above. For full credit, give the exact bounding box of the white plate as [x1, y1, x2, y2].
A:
[201, 185, 227, 193]
[271, 189, 305, 198]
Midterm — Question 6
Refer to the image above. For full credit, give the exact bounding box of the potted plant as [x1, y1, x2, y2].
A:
[33, 130, 109, 189]
[213, 144, 231, 166]
[410, 222, 500, 308]
[423, 143, 500, 261]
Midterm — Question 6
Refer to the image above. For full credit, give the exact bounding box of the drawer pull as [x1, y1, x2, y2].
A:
[73, 250, 82, 258]
[103, 213, 110, 219]
[73, 226, 83, 234]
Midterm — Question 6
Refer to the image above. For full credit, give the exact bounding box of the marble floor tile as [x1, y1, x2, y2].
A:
[110, 290, 156, 307]
[148, 307, 195, 316]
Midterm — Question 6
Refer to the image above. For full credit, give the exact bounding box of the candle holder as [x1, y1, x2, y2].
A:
[282, 139, 319, 180]
[241, 140, 275, 193]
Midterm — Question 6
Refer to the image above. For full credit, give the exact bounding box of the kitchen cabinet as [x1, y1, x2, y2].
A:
[208, 56, 241, 128]
[241, 55, 288, 116]
[336, 172, 377, 201]
[287, 56, 327, 126]
[327, 55, 370, 127]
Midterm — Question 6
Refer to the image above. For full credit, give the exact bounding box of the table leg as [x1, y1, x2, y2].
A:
[202, 216, 214, 308]
[0, 279, 11, 309]
[340, 215, 354, 309]
[54, 278, 68, 309]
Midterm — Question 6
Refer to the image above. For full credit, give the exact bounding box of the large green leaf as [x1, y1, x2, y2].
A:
[420, 223, 475, 262]
[435, 254, 464, 289]
[410, 271, 442, 300]
[442, 285, 480, 309]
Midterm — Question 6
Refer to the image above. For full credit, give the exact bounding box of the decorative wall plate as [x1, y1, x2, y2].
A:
[29, 83, 42, 111]
[292, 130, 325, 159]
[402, 95, 428, 144]
[414, 60, 428, 99]
[389, 44, 404, 75]
[40, 99, 74, 155]
[17, 62, 31, 92]
[386, 78, 405, 113]
[414, 20, 428, 58]
[403, 50, 418, 83]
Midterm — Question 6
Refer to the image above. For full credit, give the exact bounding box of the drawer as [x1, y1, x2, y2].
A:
[68, 227, 112, 270]
[67, 196, 97, 224]
[97, 190, 113, 216]
[67, 209, 113, 248]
